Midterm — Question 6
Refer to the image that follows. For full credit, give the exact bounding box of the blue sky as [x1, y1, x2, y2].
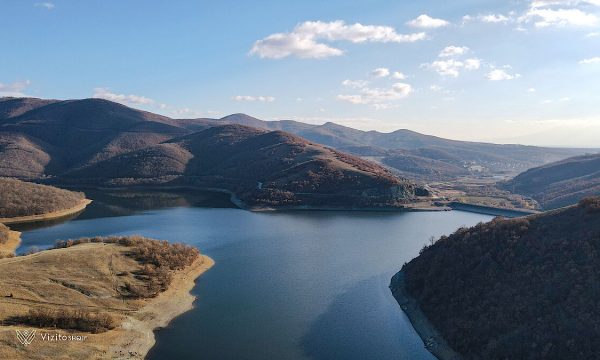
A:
[1, 0, 599, 146]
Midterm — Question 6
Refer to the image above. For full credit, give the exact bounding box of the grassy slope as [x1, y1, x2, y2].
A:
[0, 238, 212, 360]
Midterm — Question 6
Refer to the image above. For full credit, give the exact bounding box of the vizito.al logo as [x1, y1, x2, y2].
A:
[16, 329, 36, 347]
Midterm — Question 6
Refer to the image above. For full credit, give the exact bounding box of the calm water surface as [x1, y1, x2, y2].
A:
[16, 191, 492, 360]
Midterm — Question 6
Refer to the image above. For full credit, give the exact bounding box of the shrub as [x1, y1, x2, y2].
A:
[10, 308, 115, 333]
[580, 196, 600, 213]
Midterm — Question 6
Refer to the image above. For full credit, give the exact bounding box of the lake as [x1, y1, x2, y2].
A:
[14, 190, 493, 360]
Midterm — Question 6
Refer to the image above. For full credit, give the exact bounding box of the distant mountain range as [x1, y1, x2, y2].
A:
[394, 197, 600, 359]
[182, 113, 592, 179]
[0, 97, 423, 209]
[0, 96, 596, 208]
[502, 153, 600, 209]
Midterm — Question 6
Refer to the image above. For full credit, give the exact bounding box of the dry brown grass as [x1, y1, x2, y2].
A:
[54, 235, 199, 299]
[0, 237, 211, 359]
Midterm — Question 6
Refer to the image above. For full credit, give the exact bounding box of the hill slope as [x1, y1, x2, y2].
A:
[394, 197, 600, 359]
[502, 153, 600, 209]
[0, 97, 189, 178]
[63, 124, 424, 208]
[187, 114, 591, 177]
[0, 177, 85, 218]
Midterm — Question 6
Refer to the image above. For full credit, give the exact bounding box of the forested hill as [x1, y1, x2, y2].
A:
[0, 177, 85, 218]
[396, 197, 600, 359]
[59, 124, 425, 208]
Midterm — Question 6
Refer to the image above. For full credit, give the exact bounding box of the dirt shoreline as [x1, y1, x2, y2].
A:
[0, 230, 21, 255]
[390, 271, 463, 360]
[108, 254, 214, 359]
[0, 243, 214, 359]
[0, 199, 93, 225]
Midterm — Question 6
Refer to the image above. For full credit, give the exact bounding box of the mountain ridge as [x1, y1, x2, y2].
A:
[502, 153, 600, 209]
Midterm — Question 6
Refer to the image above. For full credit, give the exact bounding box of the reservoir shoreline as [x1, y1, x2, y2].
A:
[0, 199, 93, 225]
[390, 271, 463, 360]
[55, 184, 450, 213]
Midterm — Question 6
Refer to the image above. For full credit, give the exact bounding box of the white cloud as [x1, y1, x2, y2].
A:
[406, 14, 450, 28]
[428, 59, 464, 77]
[464, 58, 481, 70]
[392, 71, 406, 80]
[480, 14, 510, 23]
[250, 20, 426, 59]
[232, 95, 275, 102]
[486, 68, 521, 80]
[427, 58, 480, 77]
[439, 45, 469, 57]
[430, 85, 443, 92]
[0, 80, 31, 97]
[520, 1, 599, 27]
[462, 13, 513, 25]
[370, 67, 390, 77]
[342, 79, 369, 88]
[425, 46, 481, 77]
[92, 88, 154, 105]
[530, 8, 597, 27]
[249, 33, 343, 59]
[528, 87, 537, 92]
[34, 2, 55, 10]
[337, 82, 413, 108]
[579, 56, 600, 64]
[585, 31, 600, 37]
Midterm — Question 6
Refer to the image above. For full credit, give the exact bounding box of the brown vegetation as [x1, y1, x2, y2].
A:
[4, 96, 587, 210]
[0, 177, 85, 218]
[9, 308, 115, 334]
[398, 196, 600, 360]
[0, 223, 8, 244]
[0, 237, 212, 359]
[63, 124, 424, 208]
[54, 235, 200, 298]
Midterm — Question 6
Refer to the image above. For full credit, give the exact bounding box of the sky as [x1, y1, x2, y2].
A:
[1, 0, 599, 147]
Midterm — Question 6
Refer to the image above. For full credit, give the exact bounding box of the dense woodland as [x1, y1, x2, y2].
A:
[400, 197, 600, 360]
[0, 177, 85, 218]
